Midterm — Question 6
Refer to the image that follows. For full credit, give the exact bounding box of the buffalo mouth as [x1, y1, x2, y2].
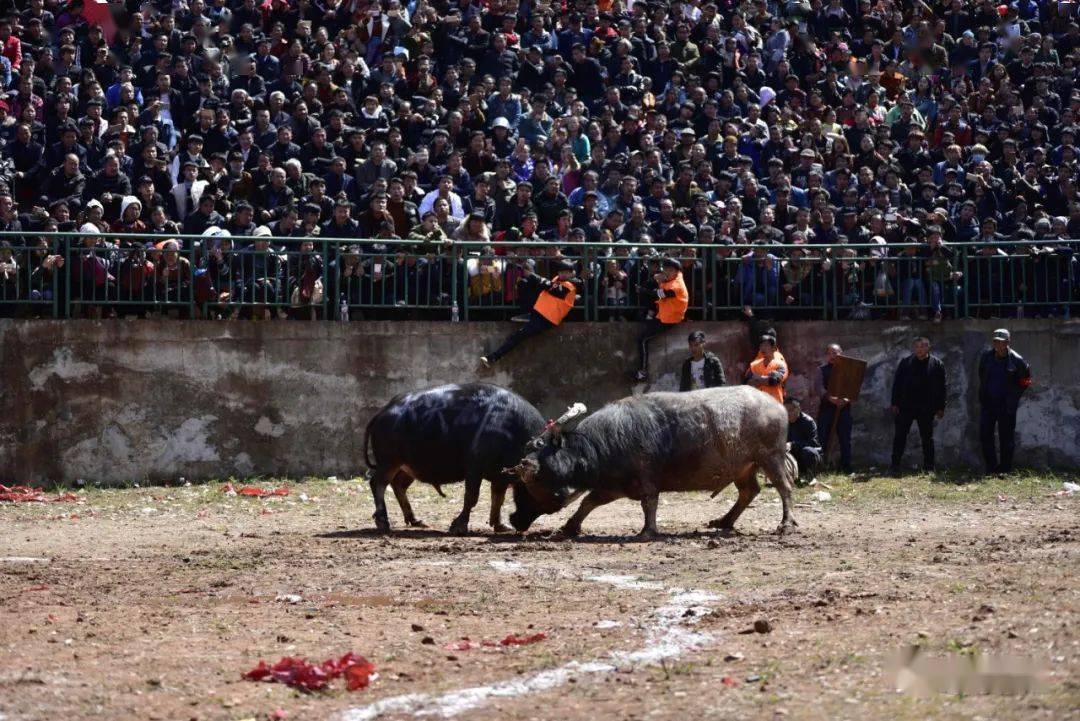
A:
[505, 456, 540, 484]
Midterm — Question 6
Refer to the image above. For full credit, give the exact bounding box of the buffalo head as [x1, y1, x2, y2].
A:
[507, 403, 588, 532]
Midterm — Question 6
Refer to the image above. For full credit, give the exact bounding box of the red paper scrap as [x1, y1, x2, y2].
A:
[500, 632, 548, 646]
[721, 676, 739, 687]
[0, 485, 81, 503]
[243, 652, 375, 693]
[444, 632, 547, 651]
[22, 584, 50, 592]
[222, 483, 290, 498]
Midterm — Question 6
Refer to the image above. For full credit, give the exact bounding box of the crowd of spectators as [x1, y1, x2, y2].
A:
[0, 0, 1077, 320]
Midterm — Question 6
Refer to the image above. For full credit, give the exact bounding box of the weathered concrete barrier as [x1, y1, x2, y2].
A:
[2, 318, 1077, 483]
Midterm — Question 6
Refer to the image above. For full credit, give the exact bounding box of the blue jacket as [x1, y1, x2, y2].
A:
[978, 348, 1031, 412]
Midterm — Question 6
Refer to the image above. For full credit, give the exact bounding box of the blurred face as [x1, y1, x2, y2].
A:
[913, 339, 930, 359]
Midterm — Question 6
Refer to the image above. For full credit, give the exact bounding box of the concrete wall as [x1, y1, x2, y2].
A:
[2, 318, 1078, 484]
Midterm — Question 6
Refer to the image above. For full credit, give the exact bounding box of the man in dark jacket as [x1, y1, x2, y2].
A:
[785, 398, 822, 482]
[978, 329, 1031, 474]
[680, 330, 725, 391]
[889, 336, 948, 475]
[42, 154, 86, 212]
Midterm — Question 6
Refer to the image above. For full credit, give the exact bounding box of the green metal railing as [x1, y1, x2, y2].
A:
[0, 231, 1072, 321]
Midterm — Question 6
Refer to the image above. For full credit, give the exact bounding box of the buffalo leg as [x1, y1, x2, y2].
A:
[449, 473, 481, 535]
[636, 494, 661, 540]
[762, 453, 799, 534]
[390, 472, 427, 528]
[369, 465, 397, 533]
[488, 477, 511, 533]
[556, 490, 621, 538]
[709, 474, 760, 532]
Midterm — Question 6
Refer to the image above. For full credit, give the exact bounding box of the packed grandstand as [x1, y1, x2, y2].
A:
[0, 0, 1074, 320]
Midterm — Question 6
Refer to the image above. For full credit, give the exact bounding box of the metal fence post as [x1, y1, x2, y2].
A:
[449, 240, 458, 321]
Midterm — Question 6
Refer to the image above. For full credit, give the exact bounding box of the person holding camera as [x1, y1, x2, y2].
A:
[634, 256, 689, 382]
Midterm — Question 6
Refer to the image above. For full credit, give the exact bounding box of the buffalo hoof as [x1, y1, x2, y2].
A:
[633, 528, 661, 542]
[775, 519, 798, 535]
[706, 517, 730, 530]
[545, 527, 579, 541]
[490, 522, 512, 534]
[373, 520, 391, 534]
[448, 519, 470, 536]
[406, 519, 428, 529]
[712, 526, 741, 537]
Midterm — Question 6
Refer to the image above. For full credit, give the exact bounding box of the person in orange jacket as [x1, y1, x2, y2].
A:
[745, 334, 789, 404]
[634, 257, 689, 381]
[481, 259, 578, 367]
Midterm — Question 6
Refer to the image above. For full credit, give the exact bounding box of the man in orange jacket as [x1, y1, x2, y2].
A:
[482, 259, 577, 367]
[745, 334, 789, 404]
[634, 257, 689, 381]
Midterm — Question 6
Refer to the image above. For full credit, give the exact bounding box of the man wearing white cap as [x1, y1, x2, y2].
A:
[977, 329, 1031, 475]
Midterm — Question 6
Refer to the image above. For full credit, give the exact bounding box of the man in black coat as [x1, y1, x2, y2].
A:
[680, 330, 725, 391]
[978, 329, 1032, 474]
[567, 43, 606, 101]
[785, 398, 822, 482]
[889, 336, 948, 475]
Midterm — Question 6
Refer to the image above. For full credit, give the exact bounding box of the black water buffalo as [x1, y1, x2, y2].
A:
[507, 386, 799, 538]
[364, 383, 546, 534]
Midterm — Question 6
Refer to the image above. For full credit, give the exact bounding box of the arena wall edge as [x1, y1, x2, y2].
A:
[2, 318, 1078, 484]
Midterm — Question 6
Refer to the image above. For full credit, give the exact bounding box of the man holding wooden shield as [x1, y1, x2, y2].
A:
[818, 343, 855, 473]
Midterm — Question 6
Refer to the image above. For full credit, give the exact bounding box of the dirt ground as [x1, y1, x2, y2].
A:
[1, 472, 1077, 721]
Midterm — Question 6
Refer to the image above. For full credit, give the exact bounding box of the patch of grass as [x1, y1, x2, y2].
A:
[654, 659, 697, 680]
[797, 470, 1064, 508]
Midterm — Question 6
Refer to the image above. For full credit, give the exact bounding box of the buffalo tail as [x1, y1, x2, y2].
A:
[363, 416, 376, 469]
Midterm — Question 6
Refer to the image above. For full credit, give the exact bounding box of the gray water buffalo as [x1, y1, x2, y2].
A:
[507, 386, 799, 538]
[364, 383, 546, 534]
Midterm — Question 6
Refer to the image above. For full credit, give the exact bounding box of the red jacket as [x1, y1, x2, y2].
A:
[1, 36, 21, 71]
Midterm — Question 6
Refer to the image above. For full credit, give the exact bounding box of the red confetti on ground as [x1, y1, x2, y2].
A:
[0, 485, 81, 503]
[222, 483, 290, 498]
[243, 653, 375, 693]
[444, 632, 548, 651]
[721, 676, 739, 687]
[500, 632, 548, 646]
[22, 584, 49, 592]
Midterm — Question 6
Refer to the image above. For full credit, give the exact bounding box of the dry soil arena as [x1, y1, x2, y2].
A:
[0, 472, 1077, 721]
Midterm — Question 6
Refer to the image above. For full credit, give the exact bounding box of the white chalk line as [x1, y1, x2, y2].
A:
[340, 571, 720, 721]
[487, 560, 524, 573]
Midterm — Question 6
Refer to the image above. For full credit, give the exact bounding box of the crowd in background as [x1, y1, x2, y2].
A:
[0, 0, 1077, 320]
